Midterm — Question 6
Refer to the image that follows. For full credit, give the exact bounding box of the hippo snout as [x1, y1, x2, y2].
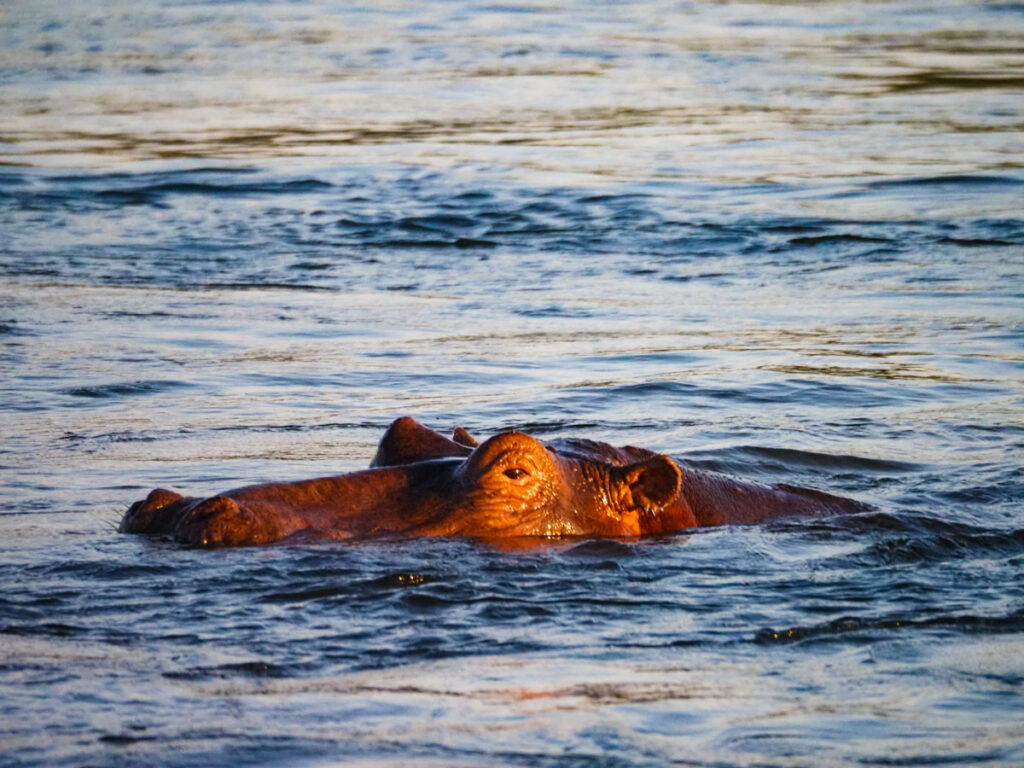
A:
[120, 488, 185, 534]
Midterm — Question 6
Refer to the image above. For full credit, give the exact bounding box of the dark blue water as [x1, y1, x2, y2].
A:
[2, 1, 1023, 765]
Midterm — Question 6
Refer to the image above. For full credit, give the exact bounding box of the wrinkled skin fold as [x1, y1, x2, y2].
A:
[121, 417, 870, 547]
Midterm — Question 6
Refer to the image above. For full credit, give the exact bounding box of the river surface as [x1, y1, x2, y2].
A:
[2, 1, 1023, 766]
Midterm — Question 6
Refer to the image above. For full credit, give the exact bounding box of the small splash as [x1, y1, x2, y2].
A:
[364, 572, 431, 588]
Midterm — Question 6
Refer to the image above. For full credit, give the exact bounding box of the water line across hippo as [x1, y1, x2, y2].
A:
[120, 417, 869, 547]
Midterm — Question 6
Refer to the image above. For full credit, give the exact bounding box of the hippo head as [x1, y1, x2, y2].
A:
[123, 422, 690, 546]
[421, 430, 685, 538]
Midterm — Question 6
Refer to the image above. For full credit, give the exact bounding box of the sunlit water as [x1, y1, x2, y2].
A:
[1, 1, 1023, 766]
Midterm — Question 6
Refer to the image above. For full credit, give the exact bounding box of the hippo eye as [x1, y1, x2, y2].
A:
[503, 467, 529, 480]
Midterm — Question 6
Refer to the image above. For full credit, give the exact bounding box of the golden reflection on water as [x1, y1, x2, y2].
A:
[2, 0, 1022, 195]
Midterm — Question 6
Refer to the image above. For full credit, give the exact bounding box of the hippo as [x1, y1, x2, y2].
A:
[120, 417, 868, 547]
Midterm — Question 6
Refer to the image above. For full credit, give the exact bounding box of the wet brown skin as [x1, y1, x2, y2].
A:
[121, 417, 868, 548]
[373, 418, 869, 528]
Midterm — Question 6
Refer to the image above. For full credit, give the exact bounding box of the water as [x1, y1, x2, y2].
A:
[1, 0, 1023, 765]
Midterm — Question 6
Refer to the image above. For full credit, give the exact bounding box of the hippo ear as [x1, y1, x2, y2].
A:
[372, 417, 472, 467]
[452, 426, 479, 448]
[617, 455, 681, 512]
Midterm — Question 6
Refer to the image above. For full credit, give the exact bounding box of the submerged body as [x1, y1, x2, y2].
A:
[121, 418, 868, 547]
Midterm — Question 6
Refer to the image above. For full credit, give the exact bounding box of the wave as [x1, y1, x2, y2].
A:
[64, 379, 193, 399]
[756, 607, 1024, 645]
[865, 174, 1024, 189]
[0, 167, 330, 210]
[0, 319, 32, 336]
[164, 660, 296, 681]
[260, 572, 434, 605]
[95, 178, 332, 205]
[685, 445, 922, 473]
[565, 378, 910, 410]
